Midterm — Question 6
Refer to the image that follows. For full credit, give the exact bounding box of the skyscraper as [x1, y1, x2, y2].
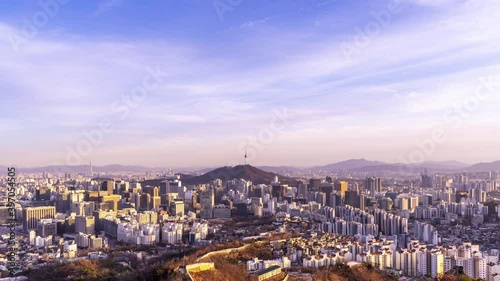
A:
[101, 180, 115, 195]
[421, 170, 432, 188]
[272, 184, 286, 200]
[320, 184, 334, 206]
[200, 189, 215, 219]
[365, 177, 382, 194]
[169, 199, 184, 217]
[334, 181, 348, 197]
[309, 179, 322, 192]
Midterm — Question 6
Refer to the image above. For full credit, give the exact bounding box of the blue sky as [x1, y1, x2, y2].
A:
[1, 0, 500, 168]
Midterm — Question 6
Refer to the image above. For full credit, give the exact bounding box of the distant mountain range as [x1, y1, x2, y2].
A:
[311, 159, 386, 172]
[2, 159, 500, 175]
[257, 159, 474, 173]
[466, 161, 500, 172]
[255, 166, 304, 174]
[0, 164, 165, 175]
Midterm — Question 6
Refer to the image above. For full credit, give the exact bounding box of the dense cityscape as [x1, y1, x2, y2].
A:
[2, 0, 500, 280]
[1, 159, 500, 280]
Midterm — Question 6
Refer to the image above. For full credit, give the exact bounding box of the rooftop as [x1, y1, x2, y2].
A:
[255, 265, 281, 276]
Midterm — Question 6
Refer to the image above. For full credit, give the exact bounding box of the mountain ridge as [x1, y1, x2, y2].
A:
[178, 165, 297, 185]
[466, 160, 500, 172]
[1, 159, 496, 175]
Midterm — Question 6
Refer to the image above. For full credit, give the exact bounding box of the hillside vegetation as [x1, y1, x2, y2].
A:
[22, 242, 399, 281]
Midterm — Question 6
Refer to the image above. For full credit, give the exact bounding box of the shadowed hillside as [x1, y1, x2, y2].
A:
[141, 165, 297, 186]
[180, 165, 297, 185]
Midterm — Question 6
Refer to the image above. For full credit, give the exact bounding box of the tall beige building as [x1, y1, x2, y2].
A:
[23, 206, 56, 231]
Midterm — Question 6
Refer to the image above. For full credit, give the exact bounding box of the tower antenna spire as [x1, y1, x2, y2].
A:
[244, 147, 248, 165]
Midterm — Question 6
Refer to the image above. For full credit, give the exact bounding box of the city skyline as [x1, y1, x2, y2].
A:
[2, 0, 500, 167]
[2, 1, 500, 280]
[4, 157, 500, 172]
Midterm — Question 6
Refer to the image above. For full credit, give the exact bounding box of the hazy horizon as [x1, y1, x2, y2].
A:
[2, 0, 500, 167]
[1, 158, 485, 170]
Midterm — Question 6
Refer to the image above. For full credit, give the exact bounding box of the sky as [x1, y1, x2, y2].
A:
[1, 0, 500, 168]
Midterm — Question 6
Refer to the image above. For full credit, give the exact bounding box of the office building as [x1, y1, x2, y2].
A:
[75, 215, 95, 235]
[169, 199, 184, 217]
[37, 219, 57, 237]
[56, 192, 71, 213]
[36, 188, 51, 201]
[101, 180, 115, 195]
[200, 189, 215, 219]
[334, 181, 348, 197]
[100, 195, 121, 211]
[23, 206, 56, 231]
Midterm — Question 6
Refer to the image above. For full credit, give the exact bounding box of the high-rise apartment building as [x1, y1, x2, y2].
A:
[365, 177, 382, 194]
[430, 250, 444, 278]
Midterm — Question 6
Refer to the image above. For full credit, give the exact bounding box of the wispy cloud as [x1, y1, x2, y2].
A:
[404, 0, 467, 7]
[94, 0, 122, 16]
[240, 17, 271, 29]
